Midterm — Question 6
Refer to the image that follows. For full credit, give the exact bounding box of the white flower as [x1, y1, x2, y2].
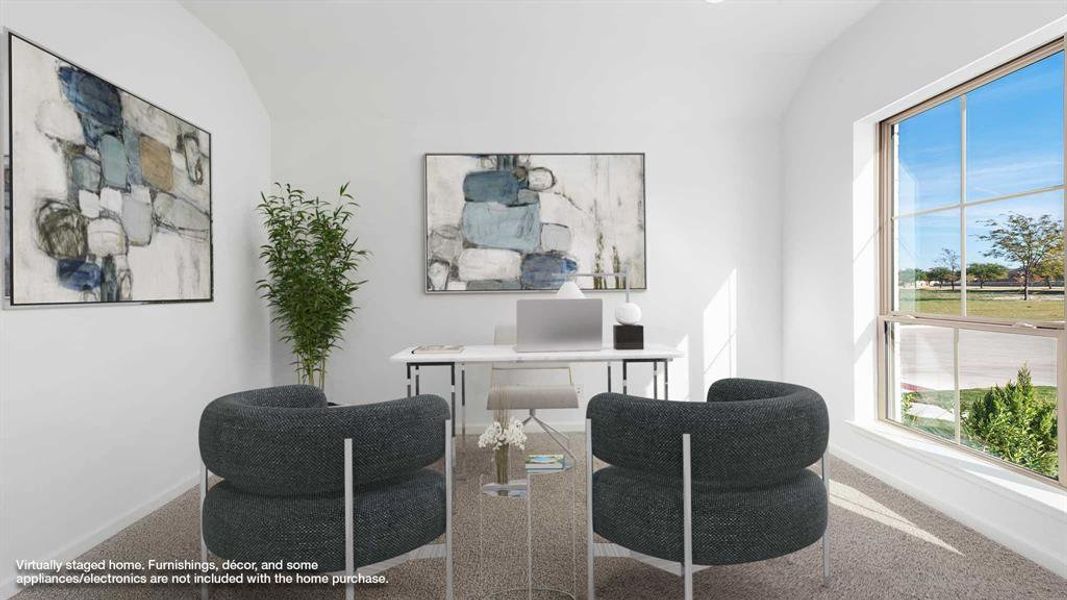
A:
[478, 417, 527, 451]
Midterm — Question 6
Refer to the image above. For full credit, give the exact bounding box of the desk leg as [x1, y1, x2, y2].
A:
[406, 364, 412, 399]
[622, 361, 628, 395]
[607, 363, 612, 394]
[450, 363, 456, 438]
[415, 365, 421, 395]
[664, 360, 669, 400]
[461, 366, 467, 439]
[653, 362, 659, 400]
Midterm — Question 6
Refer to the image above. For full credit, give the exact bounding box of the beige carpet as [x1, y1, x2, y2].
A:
[12, 433, 1065, 599]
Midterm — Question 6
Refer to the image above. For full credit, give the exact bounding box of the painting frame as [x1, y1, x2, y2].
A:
[5, 30, 214, 307]
[423, 152, 647, 294]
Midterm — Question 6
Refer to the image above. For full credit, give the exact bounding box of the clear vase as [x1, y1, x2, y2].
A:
[494, 445, 509, 484]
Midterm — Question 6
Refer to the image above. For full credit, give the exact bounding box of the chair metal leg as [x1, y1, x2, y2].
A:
[345, 438, 355, 600]
[527, 414, 576, 461]
[535, 415, 571, 442]
[450, 364, 456, 438]
[445, 420, 454, 600]
[586, 419, 595, 600]
[200, 462, 209, 600]
[682, 434, 693, 600]
[821, 452, 830, 584]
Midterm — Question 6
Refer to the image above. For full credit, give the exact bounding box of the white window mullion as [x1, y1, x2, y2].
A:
[1058, 332, 1066, 484]
[960, 94, 968, 317]
[954, 327, 962, 444]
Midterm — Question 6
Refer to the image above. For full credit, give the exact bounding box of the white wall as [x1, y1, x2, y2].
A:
[0, 1, 272, 595]
[782, 0, 1067, 577]
[266, 4, 786, 428]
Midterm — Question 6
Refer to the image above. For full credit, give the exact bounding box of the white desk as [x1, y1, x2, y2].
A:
[388, 344, 685, 437]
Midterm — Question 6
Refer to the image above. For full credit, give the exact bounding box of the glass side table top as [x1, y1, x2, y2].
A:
[477, 454, 578, 600]
[480, 457, 574, 497]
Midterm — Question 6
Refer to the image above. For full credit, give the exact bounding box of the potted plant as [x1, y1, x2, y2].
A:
[478, 414, 527, 484]
[257, 182, 369, 389]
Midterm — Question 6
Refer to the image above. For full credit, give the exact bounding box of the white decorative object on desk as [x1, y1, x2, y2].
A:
[556, 280, 585, 299]
[615, 302, 642, 325]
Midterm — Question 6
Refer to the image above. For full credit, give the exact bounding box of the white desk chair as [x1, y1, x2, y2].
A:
[488, 325, 578, 460]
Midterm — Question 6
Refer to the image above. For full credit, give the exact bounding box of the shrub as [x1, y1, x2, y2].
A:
[962, 366, 1058, 478]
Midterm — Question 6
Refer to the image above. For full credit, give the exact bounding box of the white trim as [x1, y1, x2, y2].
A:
[838, 421, 1067, 577]
[0, 471, 201, 599]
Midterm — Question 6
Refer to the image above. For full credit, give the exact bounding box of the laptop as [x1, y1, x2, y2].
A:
[515, 298, 603, 352]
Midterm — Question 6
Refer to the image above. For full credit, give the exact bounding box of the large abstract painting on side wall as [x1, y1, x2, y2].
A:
[7, 33, 212, 306]
[425, 154, 645, 292]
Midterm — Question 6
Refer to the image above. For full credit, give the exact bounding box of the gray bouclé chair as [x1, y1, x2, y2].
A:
[198, 385, 454, 600]
[585, 378, 830, 600]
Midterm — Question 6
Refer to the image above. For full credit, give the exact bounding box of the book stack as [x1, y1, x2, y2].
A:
[412, 345, 463, 354]
[525, 454, 566, 472]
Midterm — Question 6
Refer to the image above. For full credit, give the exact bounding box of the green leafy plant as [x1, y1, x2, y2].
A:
[962, 366, 1058, 478]
[257, 182, 368, 388]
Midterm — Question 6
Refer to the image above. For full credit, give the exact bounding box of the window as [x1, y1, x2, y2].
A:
[879, 40, 1066, 486]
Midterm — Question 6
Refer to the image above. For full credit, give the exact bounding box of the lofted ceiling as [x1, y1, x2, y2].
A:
[183, 0, 881, 123]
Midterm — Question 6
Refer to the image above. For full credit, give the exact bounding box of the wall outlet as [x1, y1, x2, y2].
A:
[575, 384, 584, 400]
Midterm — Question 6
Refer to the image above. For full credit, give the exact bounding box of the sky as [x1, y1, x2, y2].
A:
[896, 50, 1064, 271]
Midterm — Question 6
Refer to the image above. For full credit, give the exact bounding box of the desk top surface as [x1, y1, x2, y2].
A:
[389, 343, 684, 364]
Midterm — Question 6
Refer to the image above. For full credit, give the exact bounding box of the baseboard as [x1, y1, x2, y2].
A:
[0, 470, 200, 599]
[829, 441, 1067, 578]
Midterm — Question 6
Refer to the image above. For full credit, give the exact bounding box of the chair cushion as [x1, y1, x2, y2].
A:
[203, 468, 446, 571]
[592, 466, 827, 566]
[488, 385, 579, 410]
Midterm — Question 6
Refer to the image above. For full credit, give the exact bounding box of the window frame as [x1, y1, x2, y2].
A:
[876, 38, 1067, 488]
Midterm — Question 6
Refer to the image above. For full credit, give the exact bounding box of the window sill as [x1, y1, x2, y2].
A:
[845, 419, 1067, 520]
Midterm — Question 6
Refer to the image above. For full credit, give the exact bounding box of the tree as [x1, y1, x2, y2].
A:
[258, 182, 370, 388]
[898, 268, 926, 286]
[978, 212, 1064, 300]
[1034, 256, 1064, 289]
[926, 267, 953, 288]
[962, 366, 1058, 478]
[936, 248, 960, 291]
[967, 262, 1008, 289]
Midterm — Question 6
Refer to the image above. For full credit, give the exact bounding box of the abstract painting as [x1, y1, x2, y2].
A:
[425, 154, 645, 292]
[7, 33, 212, 306]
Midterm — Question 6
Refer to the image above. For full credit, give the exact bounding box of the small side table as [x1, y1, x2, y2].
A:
[478, 458, 578, 600]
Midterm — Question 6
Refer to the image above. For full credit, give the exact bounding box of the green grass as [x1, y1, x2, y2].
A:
[899, 287, 1064, 321]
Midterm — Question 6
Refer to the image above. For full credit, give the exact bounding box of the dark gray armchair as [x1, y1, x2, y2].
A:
[198, 385, 454, 600]
[585, 378, 829, 600]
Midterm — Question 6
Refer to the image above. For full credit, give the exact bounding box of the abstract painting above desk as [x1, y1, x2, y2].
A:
[425, 153, 645, 293]
[7, 33, 211, 306]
